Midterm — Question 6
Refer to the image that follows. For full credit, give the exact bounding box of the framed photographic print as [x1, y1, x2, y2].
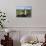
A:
[16, 6, 32, 17]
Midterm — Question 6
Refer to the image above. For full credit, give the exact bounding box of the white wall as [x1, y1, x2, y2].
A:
[0, 0, 46, 27]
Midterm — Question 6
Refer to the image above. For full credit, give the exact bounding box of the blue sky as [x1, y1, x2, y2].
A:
[16, 6, 32, 10]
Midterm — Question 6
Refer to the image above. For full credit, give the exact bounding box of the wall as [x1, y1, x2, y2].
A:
[0, 0, 46, 27]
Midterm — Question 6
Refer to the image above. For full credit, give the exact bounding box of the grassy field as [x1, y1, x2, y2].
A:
[16, 9, 32, 17]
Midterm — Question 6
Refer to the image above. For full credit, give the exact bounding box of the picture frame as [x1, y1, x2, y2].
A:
[16, 6, 32, 17]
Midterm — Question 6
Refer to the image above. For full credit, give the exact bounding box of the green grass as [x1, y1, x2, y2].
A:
[16, 9, 32, 16]
[26, 10, 31, 14]
[16, 10, 25, 15]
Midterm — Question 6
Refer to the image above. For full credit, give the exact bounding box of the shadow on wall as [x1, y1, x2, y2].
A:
[13, 40, 21, 46]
